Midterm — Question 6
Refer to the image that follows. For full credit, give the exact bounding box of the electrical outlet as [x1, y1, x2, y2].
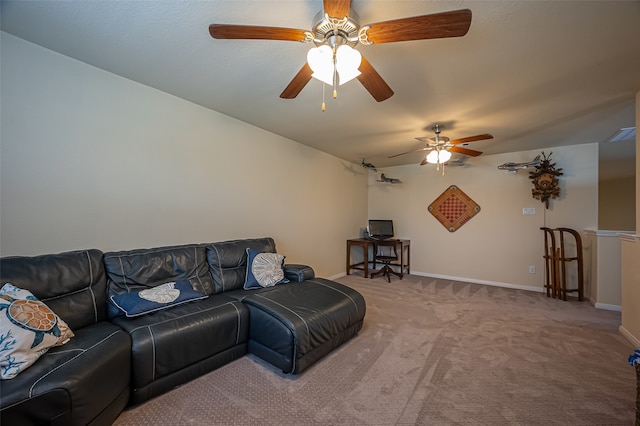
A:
[529, 266, 536, 274]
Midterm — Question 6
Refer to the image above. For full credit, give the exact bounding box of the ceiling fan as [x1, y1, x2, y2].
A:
[389, 124, 493, 166]
[208, 1, 472, 102]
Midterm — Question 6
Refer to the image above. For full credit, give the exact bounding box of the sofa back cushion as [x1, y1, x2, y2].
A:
[206, 238, 277, 293]
[0, 249, 108, 330]
[104, 244, 213, 319]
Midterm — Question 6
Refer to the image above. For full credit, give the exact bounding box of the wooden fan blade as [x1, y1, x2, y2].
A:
[364, 9, 472, 44]
[356, 56, 394, 102]
[450, 133, 493, 144]
[388, 147, 428, 159]
[323, 0, 351, 19]
[449, 146, 482, 157]
[209, 24, 308, 42]
[420, 157, 429, 166]
[280, 63, 313, 99]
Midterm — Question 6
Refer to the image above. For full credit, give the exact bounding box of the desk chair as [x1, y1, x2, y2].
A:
[370, 240, 402, 283]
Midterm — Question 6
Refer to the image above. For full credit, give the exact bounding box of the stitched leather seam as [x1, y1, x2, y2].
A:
[286, 266, 313, 281]
[191, 246, 207, 294]
[125, 301, 236, 333]
[230, 303, 242, 344]
[253, 294, 310, 350]
[85, 250, 99, 323]
[103, 245, 203, 258]
[39, 251, 101, 324]
[118, 257, 129, 291]
[211, 245, 225, 292]
[41, 286, 87, 301]
[148, 327, 156, 380]
[28, 330, 124, 397]
[308, 279, 360, 315]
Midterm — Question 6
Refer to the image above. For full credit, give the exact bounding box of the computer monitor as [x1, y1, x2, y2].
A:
[368, 219, 394, 240]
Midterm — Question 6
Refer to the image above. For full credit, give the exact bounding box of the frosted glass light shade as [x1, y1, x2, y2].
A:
[426, 149, 452, 164]
[307, 44, 362, 86]
[335, 45, 361, 84]
[307, 45, 334, 85]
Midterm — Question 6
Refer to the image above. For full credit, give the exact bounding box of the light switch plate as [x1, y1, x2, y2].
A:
[522, 207, 536, 215]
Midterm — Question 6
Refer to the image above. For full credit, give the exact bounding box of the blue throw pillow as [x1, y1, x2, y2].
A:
[110, 280, 208, 318]
[244, 248, 289, 290]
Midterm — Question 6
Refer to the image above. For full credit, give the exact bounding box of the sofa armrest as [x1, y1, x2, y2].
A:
[284, 264, 315, 282]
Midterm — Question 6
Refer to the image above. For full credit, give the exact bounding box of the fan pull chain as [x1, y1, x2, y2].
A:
[322, 83, 326, 112]
[331, 46, 338, 99]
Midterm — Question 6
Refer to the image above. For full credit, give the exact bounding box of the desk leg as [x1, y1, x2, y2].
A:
[406, 243, 410, 275]
[398, 241, 404, 279]
[363, 245, 369, 278]
[346, 242, 351, 275]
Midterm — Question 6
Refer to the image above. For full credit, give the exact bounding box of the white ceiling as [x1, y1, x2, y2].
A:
[2, 0, 638, 177]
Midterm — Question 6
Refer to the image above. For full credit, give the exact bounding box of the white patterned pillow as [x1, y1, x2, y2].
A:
[110, 281, 208, 318]
[0, 283, 74, 380]
[244, 248, 289, 289]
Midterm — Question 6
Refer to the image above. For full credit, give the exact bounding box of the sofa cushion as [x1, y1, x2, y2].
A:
[110, 295, 249, 404]
[244, 249, 289, 289]
[0, 321, 131, 425]
[206, 238, 277, 293]
[104, 244, 214, 319]
[110, 281, 208, 318]
[0, 249, 108, 330]
[0, 283, 75, 379]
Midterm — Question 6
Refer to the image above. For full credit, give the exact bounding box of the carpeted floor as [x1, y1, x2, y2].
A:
[113, 274, 636, 425]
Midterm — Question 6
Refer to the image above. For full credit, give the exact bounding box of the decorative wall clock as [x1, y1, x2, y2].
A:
[529, 152, 562, 209]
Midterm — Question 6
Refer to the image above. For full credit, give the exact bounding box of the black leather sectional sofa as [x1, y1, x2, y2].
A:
[0, 238, 366, 425]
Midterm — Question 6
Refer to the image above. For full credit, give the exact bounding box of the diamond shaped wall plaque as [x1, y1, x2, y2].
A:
[428, 185, 480, 232]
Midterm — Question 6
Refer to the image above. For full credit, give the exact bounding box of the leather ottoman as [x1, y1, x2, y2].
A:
[240, 278, 366, 374]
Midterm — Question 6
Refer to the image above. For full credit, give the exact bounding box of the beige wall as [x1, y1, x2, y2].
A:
[0, 33, 368, 278]
[2, 32, 637, 344]
[585, 230, 624, 309]
[368, 144, 598, 291]
[599, 176, 635, 230]
[619, 91, 640, 347]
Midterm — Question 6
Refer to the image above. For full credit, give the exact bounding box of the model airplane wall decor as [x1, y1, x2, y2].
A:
[377, 173, 401, 184]
[361, 158, 378, 172]
[498, 155, 541, 173]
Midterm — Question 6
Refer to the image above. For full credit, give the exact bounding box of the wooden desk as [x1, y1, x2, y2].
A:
[346, 238, 410, 278]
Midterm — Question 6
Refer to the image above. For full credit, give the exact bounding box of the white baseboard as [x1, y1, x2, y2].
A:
[337, 269, 636, 345]
[327, 272, 346, 281]
[619, 325, 640, 348]
[338, 270, 621, 311]
[410, 271, 545, 293]
[594, 302, 622, 312]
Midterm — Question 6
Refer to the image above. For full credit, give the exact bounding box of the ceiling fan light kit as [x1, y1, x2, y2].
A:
[426, 149, 452, 165]
[389, 124, 493, 175]
[306, 43, 362, 86]
[208, 1, 472, 108]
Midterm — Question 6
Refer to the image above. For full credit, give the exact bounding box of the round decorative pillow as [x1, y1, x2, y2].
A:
[252, 253, 286, 287]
